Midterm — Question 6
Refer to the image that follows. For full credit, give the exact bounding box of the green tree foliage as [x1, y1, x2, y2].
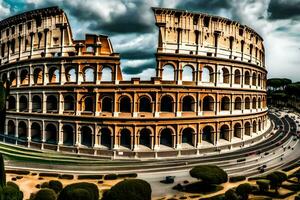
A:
[48, 180, 63, 194]
[256, 179, 270, 192]
[0, 154, 6, 188]
[266, 171, 287, 193]
[57, 182, 99, 200]
[236, 183, 252, 200]
[189, 165, 228, 185]
[1, 185, 23, 200]
[224, 189, 239, 200]
[33, 188, 56, 200]
[103, 179, 152, 200]
[69, 188, 90, 200]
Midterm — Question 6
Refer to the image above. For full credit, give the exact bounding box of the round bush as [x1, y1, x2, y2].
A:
[69, 188, 91, 200]
[225, 189, 239, 200]
[57, 182, 99, 200]
[236, 183, 252, 200]
[103, 179, 151, 200]
[2, 185, 23, 200]
[256, 179, 270, 192]
[34, 188, 56, 200]
[7, 181, 20, 191]
[41, 182, 49, 189]
[189, 165, 228, 185]
[48, 180, 63, 193]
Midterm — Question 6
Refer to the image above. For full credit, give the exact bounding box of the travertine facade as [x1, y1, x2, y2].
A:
[0, 7, 268, 158]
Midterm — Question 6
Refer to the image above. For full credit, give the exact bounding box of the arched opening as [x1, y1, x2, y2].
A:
[234, 69, 241, 84]
[160, 128, 173, 147]
[203, 96, 214, 111]
[252, 97, 257, 109]
[162, 64, 175, 81]
[64, 95, 74, 111]
[202, 126, 214, 144]
[83, 67, 95, 82]
[120, 129, 131, 148]
[182, 96, 194, 112]
[32, 95, 42, 112]
[1, 73, 7, 83]
[258, 97, 261, 109]
[139, 96, 152, 112]
[102, 97, 113, 112]
[182, 65, 194, 81]
[45, 124, 57, 144]
[101, 67, 112, 81]
[46, 95, 58, 112]
[139, 128, 151, 148]
[33, 68, 43, 84]
[84, 96, 93, 112]
[252, 72, 257, 86]
[31, 123, 41, 142]
[19, 96, 28, 112]
[234, 123, 242, 138]
[7, 120, 15, 136]
[65, 68, 76, 82]
[120, 96, 131, 113]
[258, 120, 262, 132]
[253, 121, 257, 133]
[86, 46, 94, 53]
[220, 125, 230, 141]
[245, 122, 251, 136]
[20, 69, 29, 85]
[234, 97, 242, 110]
[63, 125, 74, 146]
[258, 74, 261, 87]
[81, 126, 93, 147]
[182, 128, 194, 146]
[18, 121, 27, 140]
[9, 71, 16, 86]
[7, 96, 16, 110]
[245, 71, 250, 85]
[245, 97, 250, 109]
[48, 67, 60, 83]
[202, 66, 214, 82]
[100, 128, 112, 149]
[221, 67, 230, 84]
[160, 95, 173, 112]
[221, 96, 230, 111]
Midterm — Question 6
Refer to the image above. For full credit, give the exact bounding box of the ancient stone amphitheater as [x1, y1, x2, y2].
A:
[0, 7, 269, 158]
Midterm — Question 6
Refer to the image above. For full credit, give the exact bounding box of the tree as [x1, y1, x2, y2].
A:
[1, 185, 23, 200]
[103, 179, 152, 200]
[189, 165, 228, 185]
[256, 179, 270, 192]
[266, 171, 287, 193]
[48, 180, 63, 194]
[0, 154, 5, 188]
[58, 182, 99, 200]
[236, 183, 252, 200]
[224, 189, 239, 200]
[34, 188, 56, 200]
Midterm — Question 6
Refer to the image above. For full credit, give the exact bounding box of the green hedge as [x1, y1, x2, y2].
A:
[33, 188, 56, 200]
[229, 176, 246, 183]
[48, 180, 63, 194]
[39, 173, 59, 178]
[117, 173, 138, 178]
[57, 182, 99, 200]
[58, 174, 74, 180]
[77, 175, 103, 180]
[104, 174, 118, 180]
[6, 170, 30, 175]
[189, 165, 228, 185]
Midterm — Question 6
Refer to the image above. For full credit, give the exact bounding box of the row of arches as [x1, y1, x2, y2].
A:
[7, 94, 266, 113]
[6, 119, 266, 149]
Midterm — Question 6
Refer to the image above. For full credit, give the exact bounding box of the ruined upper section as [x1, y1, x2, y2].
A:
[152, 7, 265, 68]
[0, 6, 118, 65]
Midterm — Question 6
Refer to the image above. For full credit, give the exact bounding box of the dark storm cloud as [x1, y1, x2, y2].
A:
[122, 62, 156, 75]
[176, 0, 231, 14]
[268, 0, 300, 20]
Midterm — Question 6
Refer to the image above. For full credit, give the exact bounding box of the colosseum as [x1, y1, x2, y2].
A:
[0, 7, 269, 158]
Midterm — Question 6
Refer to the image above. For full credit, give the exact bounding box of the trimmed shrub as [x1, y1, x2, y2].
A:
[6, 181, 19, 191]
[0, 154, 6, 188]
[225, 189, 239, 200]
[2, 185, 23, 200]
[266, 171, 287, 193]
[103, 179, 151, 200]
[41, 182, 49, 189]
[33, 188, 56, 200]
[5, 170, 30, 175]
[236, 183, 252, 200]
[69, 188, 91, 200]
[48, 180, 63, 194]
[256, 179, 270, 192]
[77, 175, 103, 180]
[39, 173, 59, 178]
[104, 174, 118, 180]
[229, 176, 246, 183]
[58, 174, 74, 180]
[57, 182, 99, 200]
[117, 173, 138, 178]
[189, 165, 228, 185]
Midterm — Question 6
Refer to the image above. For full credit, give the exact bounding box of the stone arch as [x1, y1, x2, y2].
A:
[101, 96, 113, 112]
[245, 71, 250, 85]
[182, 65, 194, 81]
[64, 95, 74, 111]
[162, 64, 175, 81]
[9, 71, 16, 86]
[65, 67, 76, 82]
[101, 66, 112, 81]
[46, 95, 58, 112]
[203, 96, 214, 111]
[7, 96, 16, 110]
[31, 122, 42, 142]
[220, 124, 230, 141]
[81, 96, 94, 112]
[202, 65, 214, 82]
[160, 128, 173, 147]
[83, 66, 95, 82]
[258, 74, 261, 86]
[182, 127, 195, 146]
[258, 119, 262, 132]
[258, 97, 261, 109]
[18, 121, 27, 140]
[7, 120, 15, 136]
[245, 121, 251, 136]
[234, 123, 242, 138]
[81, 126, 93, 147]
[202, 126, 214, 144]
[33, 68, 43, 84]
[221, 96, 230, 111]
[45, 123, 57, 144]
[119, 95, 131, 113]
[245, 97, 250, 109]
[139, 128, 151, 148]
[220, 67, 230, 84]
[234, 69, 241, 84]
[160, 95, 174, 112]
[62, 124, 74, 146]
[252, 97, 257, 109]
[19, 95, 28, 111]
[234, 97, 242, 110]
[252, 72, 257, 86]
[120, 128, 131, 149]
[182, 95, 195, 112]
[100, 128, 112, 149]
[139, 96, 152, 112]
[32, 95, 42, 112]
[48, 67, 60, 83]
[252, 120, 257, 133]
[20, 69, 29, 85]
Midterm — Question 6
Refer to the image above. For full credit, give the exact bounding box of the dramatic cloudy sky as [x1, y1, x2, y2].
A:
[1, 0, 299, 81]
